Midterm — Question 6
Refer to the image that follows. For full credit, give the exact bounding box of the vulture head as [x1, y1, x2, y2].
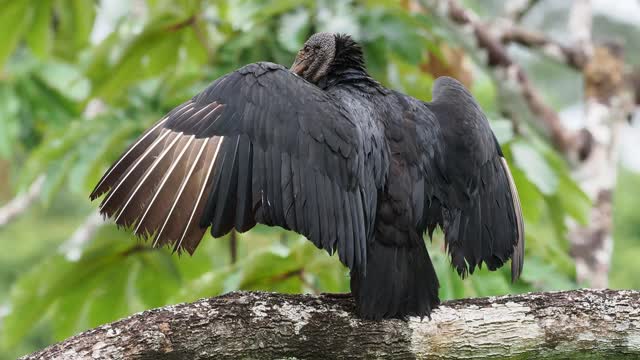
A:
[291, 32, 365, 84]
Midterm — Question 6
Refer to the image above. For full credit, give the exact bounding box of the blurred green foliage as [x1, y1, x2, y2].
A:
[0, 0, 635, 358]
[611, 169, 640, 290]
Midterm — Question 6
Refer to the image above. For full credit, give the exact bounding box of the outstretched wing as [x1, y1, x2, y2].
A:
[90, 62, 382, 271]
[420, 76, 524, 281]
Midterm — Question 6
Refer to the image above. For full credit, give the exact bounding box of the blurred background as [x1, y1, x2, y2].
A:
[0, 0, 639, 358]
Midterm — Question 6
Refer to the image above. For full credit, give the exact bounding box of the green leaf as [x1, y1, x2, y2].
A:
[171, 268, 234, 304]
[470, 267, 511, 297]
[135, 251, 181, 308]
[1, 227, 185, 347]
[180, 23, 211, 68]
[305, 253, 349, 293]
[79, 120, 139, 193]
[35, 60, 90, 102]
[41, 152, 78, 205]
[256, 0, 312, 21]
[90, 15, 187, 102]
[238, 241, 301, 289]
[426, 235, 470, 300]
[362, 11, 424, 64]
[387, 54, 434, 100]
[53, 0, 96, 59]
[511, 141, 558, 195]
[511, 164, 545, 223]
[0, 85, 21, 158]
[546, 195, 571, 245]
[19, 119, 93, 190]
[519, 256, 576, 291]
[52, 279, 93, 341]
[25, 0, 53, 58]
[472, 72, 498, 114]
[490, 119, 515, 144]
[542, 146, 591, 225]
[225, 1, 259, 31]
[277, 8, 310, 53]
[85, 264, 130, 332]
[525, 216, 576, 278]
[316, 1, 360, 35]
[0, 0, 32, 68]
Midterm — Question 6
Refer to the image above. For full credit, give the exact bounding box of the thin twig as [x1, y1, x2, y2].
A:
[499, 24, 587, 70]
[166, 15, 196, 32]
[120, 244, 155, 257]
[0, 175, 45, 228]
[58, 210, 106, 261]
[191, 16, 215, 62]
[505, 0, 541, 22]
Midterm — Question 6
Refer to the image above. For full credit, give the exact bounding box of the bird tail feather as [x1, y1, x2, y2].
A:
[350, 240, 440, 320]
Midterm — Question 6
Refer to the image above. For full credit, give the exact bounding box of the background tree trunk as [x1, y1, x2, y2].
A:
[21, 289, 640, 359]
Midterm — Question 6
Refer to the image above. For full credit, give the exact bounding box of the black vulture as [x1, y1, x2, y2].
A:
[91, 32, 524, 320]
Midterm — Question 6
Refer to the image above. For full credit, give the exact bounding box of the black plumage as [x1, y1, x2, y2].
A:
[91, 32, 524, 320]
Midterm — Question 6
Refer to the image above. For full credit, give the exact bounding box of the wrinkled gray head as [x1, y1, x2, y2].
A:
[290, 32, 336, 83]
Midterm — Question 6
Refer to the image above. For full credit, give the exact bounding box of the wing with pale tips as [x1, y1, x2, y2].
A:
[90, 62, 384, 271]
[418, 76, 524, 281]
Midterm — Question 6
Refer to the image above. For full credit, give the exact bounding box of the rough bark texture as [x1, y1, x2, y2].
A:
[22, 289, 640, 360]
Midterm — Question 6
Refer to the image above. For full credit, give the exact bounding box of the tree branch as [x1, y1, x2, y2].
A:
[0, 175, 45, 228]
[568, 0, 593, 55]
[58, 211, 105, 261]
[423, 0, 583, 155]
[498, 24, 588, 70]
[505, 0, 541, 22]
[21, 289, 640, 359]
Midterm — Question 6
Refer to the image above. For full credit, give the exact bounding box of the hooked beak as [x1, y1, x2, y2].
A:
[290, 58, 308, 76]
